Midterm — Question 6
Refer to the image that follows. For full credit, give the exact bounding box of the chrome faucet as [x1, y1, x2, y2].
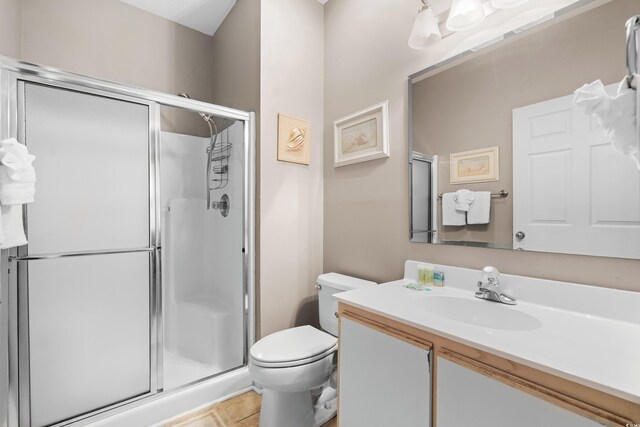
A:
[475, 266, 516, 305]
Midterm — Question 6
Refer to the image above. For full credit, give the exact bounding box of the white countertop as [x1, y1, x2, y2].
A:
[336, 262, 640, 404]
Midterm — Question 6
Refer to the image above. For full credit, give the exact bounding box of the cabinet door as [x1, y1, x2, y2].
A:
[437, 356, 603, 427]
[339, 317, 431, 427]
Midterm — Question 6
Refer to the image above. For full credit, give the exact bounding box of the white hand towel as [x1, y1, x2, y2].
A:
[0, 138, 36, 180]
[442, 192, 466, 226]
[0, 178, 36, 205]
[574, 78, 639, 169]
[0, 138, 36, 204]
[467, 191, 491, 224]
[0, 205, 27, 249]
[454, 189, 475, 211]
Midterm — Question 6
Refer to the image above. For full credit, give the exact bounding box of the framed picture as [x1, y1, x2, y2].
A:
[450, 146, 500, 184]
[333, 101, 389, 167]
[278, 113, 310, 165]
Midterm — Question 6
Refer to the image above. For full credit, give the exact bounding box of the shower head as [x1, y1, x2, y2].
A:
[178, 93, 211, 122]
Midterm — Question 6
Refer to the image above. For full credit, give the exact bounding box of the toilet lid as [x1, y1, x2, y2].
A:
[250, 325, 337, 367]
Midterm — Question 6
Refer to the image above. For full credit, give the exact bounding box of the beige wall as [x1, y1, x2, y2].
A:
[259, 0, 324, 337]
[0, 0, 21, 58]
[21, 0, 215, 103]
[413, 2, 628, 245]
[210, 0, 260, 115]
[324, 0, 640, 292]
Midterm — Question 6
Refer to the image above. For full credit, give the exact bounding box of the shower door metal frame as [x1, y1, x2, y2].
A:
[8, 73, 161, 427]
[0, 56, 256, 427]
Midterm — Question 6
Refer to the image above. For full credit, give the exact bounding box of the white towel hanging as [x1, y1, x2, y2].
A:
[454, 189, 475, 212]
[574, 77, 639, 169]
[0, 205, 27, 249]
[0, 137, 36, 204]
[0, 137, 36, 248]
[467, 191, 491, 224]
[442, 192, 466, 226]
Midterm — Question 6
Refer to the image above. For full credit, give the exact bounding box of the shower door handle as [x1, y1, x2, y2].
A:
[9, 247, 156, 262]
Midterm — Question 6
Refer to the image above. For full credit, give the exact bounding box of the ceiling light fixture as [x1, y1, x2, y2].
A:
[446, 0, 486, 32]
[491, 0, 529, 9]
[408, 0, 442, 49]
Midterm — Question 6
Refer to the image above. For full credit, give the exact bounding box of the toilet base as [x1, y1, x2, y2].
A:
[259, 389, 314, 427]
[258, 386, 337, 427]
[314, 392, 337, 427]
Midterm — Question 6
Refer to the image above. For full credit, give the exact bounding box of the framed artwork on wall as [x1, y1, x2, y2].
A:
[333, 100, 389, 167]
[278, 113, 310, 165]
[449, 146, 500, 184]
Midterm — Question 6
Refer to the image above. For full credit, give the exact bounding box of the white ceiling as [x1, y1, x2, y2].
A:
[120, 0, 237, 36]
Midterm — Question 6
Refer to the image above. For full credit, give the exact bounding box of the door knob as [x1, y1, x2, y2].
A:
[515, 231, 525, 240]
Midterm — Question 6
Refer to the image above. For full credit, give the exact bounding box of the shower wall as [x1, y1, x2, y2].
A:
[160, 123, 245, 390]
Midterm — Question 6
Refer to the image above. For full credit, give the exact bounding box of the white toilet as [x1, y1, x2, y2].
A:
[249, 273, 375, 427]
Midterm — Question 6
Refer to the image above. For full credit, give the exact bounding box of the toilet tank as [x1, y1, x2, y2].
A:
[317, 273, 376, 337]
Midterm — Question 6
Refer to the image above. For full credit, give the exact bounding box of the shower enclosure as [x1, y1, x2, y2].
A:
[159, 105, 245, 391]
[0, 57, 255, 427]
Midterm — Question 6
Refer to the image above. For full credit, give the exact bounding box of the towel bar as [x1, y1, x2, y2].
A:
[437, 190, 508, 200]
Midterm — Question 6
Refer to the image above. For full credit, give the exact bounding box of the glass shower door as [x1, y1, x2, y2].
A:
[13, 81, 156, 426]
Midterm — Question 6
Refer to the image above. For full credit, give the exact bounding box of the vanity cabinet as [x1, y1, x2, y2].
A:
[437, 354, 602, 427]
[338, 317, 431, 427]
[338, 303, 638, 427]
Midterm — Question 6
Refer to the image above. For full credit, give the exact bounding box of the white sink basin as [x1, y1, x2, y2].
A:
[415, 295, 542, 331]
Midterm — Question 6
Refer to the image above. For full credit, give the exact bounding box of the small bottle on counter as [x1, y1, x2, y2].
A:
[418, 264, 434, 285]
[433, 271, 445, 287]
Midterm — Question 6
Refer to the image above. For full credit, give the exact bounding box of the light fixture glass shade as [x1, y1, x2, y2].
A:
[408, 7, 442, 49]
[491, 0, 529, 9]
[446, 0, 486, 32]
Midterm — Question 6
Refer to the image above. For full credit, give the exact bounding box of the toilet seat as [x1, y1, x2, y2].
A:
[250, 325, 337, 368]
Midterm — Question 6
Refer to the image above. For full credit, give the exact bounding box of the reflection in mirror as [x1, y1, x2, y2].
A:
[409, 0, 640, 259]
[410, 152, 437, 243]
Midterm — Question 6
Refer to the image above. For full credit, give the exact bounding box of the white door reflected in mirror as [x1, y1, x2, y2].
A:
[513, 86, 640, 259]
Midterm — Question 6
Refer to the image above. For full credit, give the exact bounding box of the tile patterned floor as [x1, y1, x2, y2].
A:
[163, 391, 338, 427]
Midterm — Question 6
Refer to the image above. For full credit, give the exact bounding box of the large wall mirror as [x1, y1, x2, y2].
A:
[409, 0, 640, 260]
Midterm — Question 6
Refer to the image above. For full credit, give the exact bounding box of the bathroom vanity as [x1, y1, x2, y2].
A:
[336, 261, 640, 427]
